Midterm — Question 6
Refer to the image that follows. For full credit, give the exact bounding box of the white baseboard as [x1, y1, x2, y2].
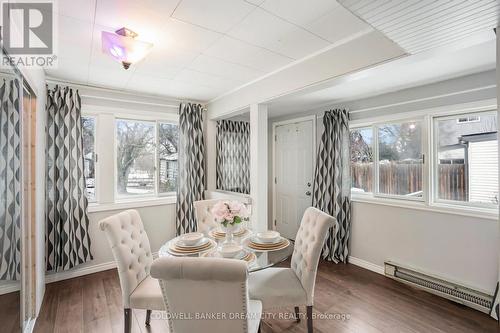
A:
[45, 251, 159, 284]
[45, 261, 117, 284]
[348, 256, 385, 275]
[0, 282, 21, 295]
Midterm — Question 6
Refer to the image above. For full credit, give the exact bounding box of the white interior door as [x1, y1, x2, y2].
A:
[274, 119, 314, 240]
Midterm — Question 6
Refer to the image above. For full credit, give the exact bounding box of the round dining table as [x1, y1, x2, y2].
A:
[158, 228, 294, 272]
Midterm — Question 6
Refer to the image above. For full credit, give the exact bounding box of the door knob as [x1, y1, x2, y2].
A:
[307, 182, 311, 187]
[305, 191, 311, 196]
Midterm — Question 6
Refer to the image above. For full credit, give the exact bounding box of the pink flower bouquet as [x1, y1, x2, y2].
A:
[211, 200, 250, 228]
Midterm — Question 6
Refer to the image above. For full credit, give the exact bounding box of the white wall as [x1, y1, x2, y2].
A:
[269, 69, 499, 293]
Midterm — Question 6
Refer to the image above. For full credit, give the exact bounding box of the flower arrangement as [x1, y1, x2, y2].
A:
[211, 200, 250, 228]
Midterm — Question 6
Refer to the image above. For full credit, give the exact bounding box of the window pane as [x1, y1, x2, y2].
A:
[378, 122, 423, 197]
[350, 127, 373, 193]
[435, 112, 498, 205]
[116, 119, 155, 197]
[158, 122, 179, 193]
[82, 117, 96, 201]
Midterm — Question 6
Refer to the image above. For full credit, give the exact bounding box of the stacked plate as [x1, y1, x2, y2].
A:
[209, 227, 249, 240]
[202, 249, 256, 264]
[244, 232, 290, 252]
[168, 235, 216, 256]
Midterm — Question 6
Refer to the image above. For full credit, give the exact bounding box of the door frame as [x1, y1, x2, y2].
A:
[272, 115, 317, 232]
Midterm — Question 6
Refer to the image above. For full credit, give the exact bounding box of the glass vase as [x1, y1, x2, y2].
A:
[223, 223, 239, 245]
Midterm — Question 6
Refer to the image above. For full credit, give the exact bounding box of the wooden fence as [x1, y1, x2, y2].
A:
[351, 162, 466, 199]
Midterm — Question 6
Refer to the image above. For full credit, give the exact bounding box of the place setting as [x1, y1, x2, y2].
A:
[243, 230, 291, 252]
[208, 225, 251, 240]
[202, 243, 256, 265]
[167, 232, 216, 256]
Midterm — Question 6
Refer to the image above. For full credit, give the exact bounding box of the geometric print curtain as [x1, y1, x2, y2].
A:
[0, 78, 21, 280]
[312, 109, 351, 263]
[46, 85, 93, 272]
[216, 120, 250, 194]
[176, 103, 205, 236]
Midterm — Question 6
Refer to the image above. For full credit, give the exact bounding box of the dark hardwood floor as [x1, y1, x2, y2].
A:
[0, 291, 21, 333]
[34, 261, 498, 333]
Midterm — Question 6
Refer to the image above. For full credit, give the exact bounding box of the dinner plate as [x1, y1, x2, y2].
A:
[209, 227, 249, 240]
[175, 237, 210, 249]
[168, 239, 216, 255]
[244, 237, 290, 252]
[250, 235, 281, 245]
[202, 249, 256, 264]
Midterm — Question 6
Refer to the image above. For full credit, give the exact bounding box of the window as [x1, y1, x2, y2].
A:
[158, 122, 179, 194]
[350, 127, 373, 193]
[116, 119, 156, 197]
[377, 121, 423, 198]
[82, 116, 96, 202]
[434, 112, 498, 206]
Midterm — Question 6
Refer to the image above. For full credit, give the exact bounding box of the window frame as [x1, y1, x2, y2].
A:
[349, 100, 498, 217]
[431, 110, 498, 210]
[81, 114, 98, 203]
[349, 126, 374, 196]
[157, 121, 179, 197]
[350, 116, 427, 203]
[114, 117, 158, 200]
[374, 118, 426, 202]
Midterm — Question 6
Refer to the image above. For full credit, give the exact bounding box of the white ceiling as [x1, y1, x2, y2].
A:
[268, 36, 497, 117]
[46, 0, 370, 101]
[339, 0, 499, 54]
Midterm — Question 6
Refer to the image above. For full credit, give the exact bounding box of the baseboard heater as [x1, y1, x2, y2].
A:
[384, 261, 493, 313]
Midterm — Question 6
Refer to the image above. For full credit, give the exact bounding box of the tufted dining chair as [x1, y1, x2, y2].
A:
[248, 207, 334, 333]
[99, 209, 164, 333]
[193, 199, 220, 235]
[151, 256, 262, 333]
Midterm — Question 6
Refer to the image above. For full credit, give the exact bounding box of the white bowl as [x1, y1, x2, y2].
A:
[256, 231, 281, 244]
[219, 244, 243, 258]
[179, 232, 204, 246]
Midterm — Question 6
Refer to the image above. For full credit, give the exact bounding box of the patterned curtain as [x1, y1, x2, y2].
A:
[312, 109, 351, 263]
[0, 78, 21, 280]
[46, 85, 93, 272]
[176, 103, 205, 235]
[216, 120, 250, 194]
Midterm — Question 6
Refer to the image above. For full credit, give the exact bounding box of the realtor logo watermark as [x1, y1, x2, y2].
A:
[0, 1, 57, 67]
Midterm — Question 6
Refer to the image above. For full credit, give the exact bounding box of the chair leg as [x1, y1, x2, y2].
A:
[294, 306, 301, 323]
[145, 309, 152, 326]
[124, 308, 132, 333]
[306, 306, 313, 333]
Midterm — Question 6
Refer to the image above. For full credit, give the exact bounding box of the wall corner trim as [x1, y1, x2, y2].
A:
[45, 252, 159, 284]
[348, 256, 385, 275]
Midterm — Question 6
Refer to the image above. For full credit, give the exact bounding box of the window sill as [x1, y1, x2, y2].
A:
[87, 196, 176, 213]
[351, 195, 498, 221]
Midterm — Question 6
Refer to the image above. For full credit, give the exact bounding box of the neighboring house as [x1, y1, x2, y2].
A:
[437, 114, 498, 204]
[159, 152, 178, 182]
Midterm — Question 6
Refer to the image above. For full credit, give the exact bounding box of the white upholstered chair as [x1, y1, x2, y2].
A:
[248, 207, 334, 333]
[151, 256, 262, 333]
[99, 209, 164, 333]
[193, 199, 220, 234]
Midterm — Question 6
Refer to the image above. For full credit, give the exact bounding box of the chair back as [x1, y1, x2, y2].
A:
[291, 207, 335, 305]
[193, 199, 220, 234]
[151, 257, 251, 333]
[99, 209, 153, 308]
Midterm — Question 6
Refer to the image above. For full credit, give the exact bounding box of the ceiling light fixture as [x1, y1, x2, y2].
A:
[101, 27, 153, 70]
